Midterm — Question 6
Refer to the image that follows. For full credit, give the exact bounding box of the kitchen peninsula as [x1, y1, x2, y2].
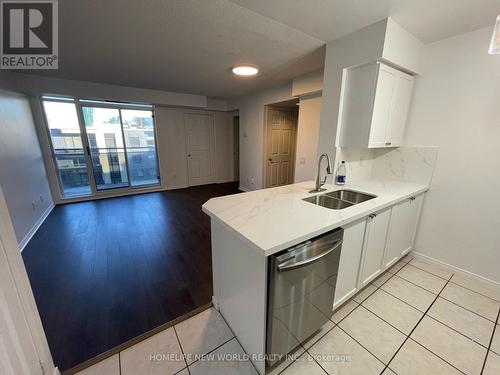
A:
[202, 178, 429, 374]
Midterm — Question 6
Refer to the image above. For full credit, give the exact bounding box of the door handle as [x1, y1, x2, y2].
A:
[268, 157, 273, 162]
[187, 154, 191, 157]
[277, 240, 343, 272]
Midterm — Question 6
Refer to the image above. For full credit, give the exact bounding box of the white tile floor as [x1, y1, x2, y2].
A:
[76, 255, 500, 375]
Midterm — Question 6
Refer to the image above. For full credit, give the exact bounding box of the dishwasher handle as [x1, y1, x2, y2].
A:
[277, 239, 343, 272]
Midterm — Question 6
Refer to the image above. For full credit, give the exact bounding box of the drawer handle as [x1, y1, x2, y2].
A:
[385, 142, 392, 146]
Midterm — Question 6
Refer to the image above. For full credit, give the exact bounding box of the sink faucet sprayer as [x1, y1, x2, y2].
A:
[310, 153, 333, 193]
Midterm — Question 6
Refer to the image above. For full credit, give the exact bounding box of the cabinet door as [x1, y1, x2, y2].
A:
[334, 219, 367, 308]
[359, 208, 391, 286]
[369, 64, 397, 148]
[385, 71, 414, 147]
[384, 194, 424, 268]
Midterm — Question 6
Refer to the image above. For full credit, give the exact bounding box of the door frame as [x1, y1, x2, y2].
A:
[0, 187, 56, 375]
[262, 105, 299, 188]
[38, 96, 162, 203]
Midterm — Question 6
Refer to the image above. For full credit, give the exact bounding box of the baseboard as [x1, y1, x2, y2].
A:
[411, 250, 500, 287]
[19, 203, 54, 252]
[212, 296, 219, 310]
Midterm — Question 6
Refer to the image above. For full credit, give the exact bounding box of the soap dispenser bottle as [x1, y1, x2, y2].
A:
[335, 161, 346, 185]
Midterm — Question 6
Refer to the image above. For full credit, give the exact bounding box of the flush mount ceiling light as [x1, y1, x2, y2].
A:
[489, 15, 500, 54]
[232, 66, 259, 76]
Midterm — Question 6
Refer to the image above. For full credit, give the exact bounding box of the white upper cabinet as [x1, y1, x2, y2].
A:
[338, 62, 414, 148]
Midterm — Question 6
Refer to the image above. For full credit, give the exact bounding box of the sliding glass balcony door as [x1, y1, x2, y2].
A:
[82, 106, 160, 190]
[41, 97, 160, 199]
[81, 107, 129, 190]
[121, 109, 160, 186]
[42, 99, 92, 197]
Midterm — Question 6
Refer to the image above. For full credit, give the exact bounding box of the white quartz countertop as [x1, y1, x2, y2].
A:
[202, 180, 429, 257]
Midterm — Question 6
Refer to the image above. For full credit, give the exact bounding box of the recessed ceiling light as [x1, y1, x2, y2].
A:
[232, 66, 259, 76]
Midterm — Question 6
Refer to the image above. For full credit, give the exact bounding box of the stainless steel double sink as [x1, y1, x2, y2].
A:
[303, 189, 377, 210]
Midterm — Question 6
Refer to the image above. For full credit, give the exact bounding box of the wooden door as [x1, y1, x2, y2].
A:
[265, 108, 297, 188]
[185, 113, 216, 186]
[358, 208, 391, 287]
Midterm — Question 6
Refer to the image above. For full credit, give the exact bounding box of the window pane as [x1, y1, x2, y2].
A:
[82, 107, 129, 190]
[121, 109, 159, 186]
[43, 101, 91, 197]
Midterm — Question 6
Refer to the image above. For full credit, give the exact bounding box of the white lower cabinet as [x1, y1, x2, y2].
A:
[358, 207, 392, 287]
[333, 193, 426, 311]
[334, 219, 367, 307]
[384, 194, 424, 268]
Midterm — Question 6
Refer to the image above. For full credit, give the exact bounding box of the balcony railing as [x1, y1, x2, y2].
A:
[54, 147, 159, 195]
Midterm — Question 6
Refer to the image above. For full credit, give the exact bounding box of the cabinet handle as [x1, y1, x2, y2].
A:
[385, 142, 392, 146]
[369, 213, 377, 219]
[409, 196, 416, 201]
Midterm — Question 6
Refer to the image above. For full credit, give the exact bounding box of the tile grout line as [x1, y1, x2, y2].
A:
[438, 294, 499, 323]
[358, 304, 412, 338]
[173, 325, 190, 375]
[392, 271, 444, 295]
[425, 313, 493, 350]
[480, 306, 500, 374]
[216, 310, 260, 375]
[405, 337, 468, 375]
[334, 325, 387, 368]
[448, 280, 500, 304]
[405, 261, 452, 281]
[380, 273, 455, 375]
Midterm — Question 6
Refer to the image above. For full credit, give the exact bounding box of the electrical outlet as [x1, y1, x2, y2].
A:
[299, 157, 306, 165]
[39, 194, 44, 202]
[250, 178, 255, 185]
[32, 201, 36, 211]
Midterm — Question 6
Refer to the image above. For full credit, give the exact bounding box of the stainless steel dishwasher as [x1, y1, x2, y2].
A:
[266, 228, 343, 366]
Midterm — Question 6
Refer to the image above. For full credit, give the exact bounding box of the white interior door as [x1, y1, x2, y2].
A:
[265, 108, 297, 188]
[185, 113, 216, 186]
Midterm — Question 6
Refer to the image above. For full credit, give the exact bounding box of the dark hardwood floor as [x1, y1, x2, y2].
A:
[22, 182, 240, 371]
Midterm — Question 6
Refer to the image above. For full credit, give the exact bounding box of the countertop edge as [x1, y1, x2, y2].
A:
[202, 184, 429, 257]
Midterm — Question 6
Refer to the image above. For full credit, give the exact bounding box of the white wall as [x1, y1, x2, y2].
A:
[318, 18, 422, 182]
[405, 26, 500, 283]
[228, 82, 294, 190]
[318, 20, 387, 179]
[12, 73, 209, 108]
[215, 111, 236, 183]
[294, 94, 322, 182]
[0, 89, 53, 248]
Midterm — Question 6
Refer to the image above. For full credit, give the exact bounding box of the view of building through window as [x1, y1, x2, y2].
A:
[42, 98, 160, 197]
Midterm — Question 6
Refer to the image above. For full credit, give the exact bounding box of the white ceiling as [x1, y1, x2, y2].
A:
[29, 0, 324, 98]
[26, 0, 500, 99]
[230, 0, 500, 43]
